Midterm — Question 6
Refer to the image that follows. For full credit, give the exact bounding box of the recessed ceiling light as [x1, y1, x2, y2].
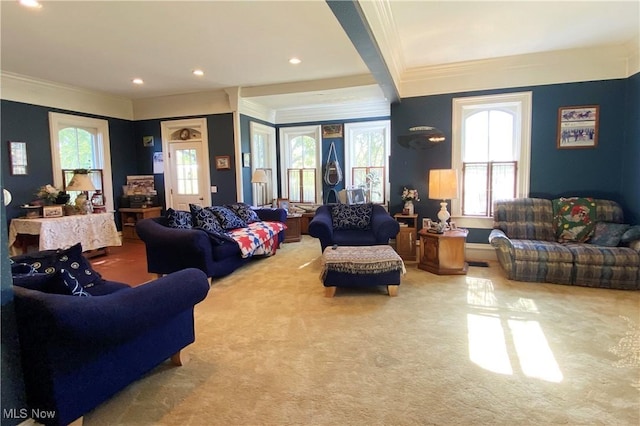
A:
[193, 69, 204, 76]
[289, 57, 302, 65]
[19, 0, 42, 9]
[132, 78, 144, 85]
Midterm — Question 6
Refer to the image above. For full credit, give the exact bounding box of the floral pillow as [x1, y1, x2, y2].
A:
[552, 197, 596, 243]
[589, 222, 630, 247]
[331, 203, 373, 230]
[166, 208, 193, 229]
[226, 202, 260, 224]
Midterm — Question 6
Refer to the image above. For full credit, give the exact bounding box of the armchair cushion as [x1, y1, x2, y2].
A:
[331, 203, 373, 230]
[621, 225, 640, 244]
[590, 222, 630, 247]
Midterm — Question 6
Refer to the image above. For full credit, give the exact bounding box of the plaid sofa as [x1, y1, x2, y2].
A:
[489, 198, 639, 290]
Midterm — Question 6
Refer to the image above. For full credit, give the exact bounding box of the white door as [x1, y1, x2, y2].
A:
[161, 118, 211, 210]
[169, 141, 206, 210]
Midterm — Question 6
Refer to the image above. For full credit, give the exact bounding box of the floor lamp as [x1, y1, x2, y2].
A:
[251, 169, 268, 207]
[428, 169, 458, 226]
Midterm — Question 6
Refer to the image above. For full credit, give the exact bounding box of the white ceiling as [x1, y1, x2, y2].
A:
[1, 0, 638, 112]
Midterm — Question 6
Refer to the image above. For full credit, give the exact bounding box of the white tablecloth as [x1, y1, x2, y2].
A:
[9, 212, 122, 256]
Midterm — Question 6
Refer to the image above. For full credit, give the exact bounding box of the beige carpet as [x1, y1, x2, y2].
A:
[86, 236, 639, 425]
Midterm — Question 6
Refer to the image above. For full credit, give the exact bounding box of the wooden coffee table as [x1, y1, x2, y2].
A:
[321, 245, 405, 297]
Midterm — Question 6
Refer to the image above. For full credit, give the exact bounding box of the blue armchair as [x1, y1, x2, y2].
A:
[308, 204, 400, 251]
[11, 252, 210, 426]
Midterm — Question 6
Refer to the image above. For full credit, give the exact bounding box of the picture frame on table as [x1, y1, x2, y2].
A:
[277, 198, 290, 214]
[346, 188, 366, 205]
[557, 105, 599, 149]
[42, 205, 64, 218]
[422, 218, 432, 230]
[449, 221, 457, 230]
[215, 155, 231, 170]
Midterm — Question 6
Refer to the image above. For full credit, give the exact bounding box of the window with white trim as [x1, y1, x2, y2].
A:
[250, 121, 277, 206]
[49, 112, 114, 212]
[279, 125, 322, 203]
[344, 120, 390, 204]
[451, 92, 532, 227]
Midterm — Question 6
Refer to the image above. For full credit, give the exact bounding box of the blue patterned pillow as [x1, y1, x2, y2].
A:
[589, 222, 630, 247]
[331, 203, 373, 230]
[166, 208, 193, 229]
[11, 243, 104, 289]
[189, 204, 226, 234]
[227, 203, 260, 223]
[209, 206, 247, 230]
[60, 268, 91, 297]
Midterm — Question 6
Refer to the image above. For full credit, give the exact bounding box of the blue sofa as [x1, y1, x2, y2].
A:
[136, 207, 287, 278]
[308, 204, 400, 252]
[489, 198, 640, 290]
[11, 246, 210, 426]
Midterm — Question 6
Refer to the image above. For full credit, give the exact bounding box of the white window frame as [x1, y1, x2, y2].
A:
[48, 112, 114, 213]
[451, 92, 532, 228]
[344, 120, 391, 204]
[250, 121, 277, 205]
[279, 125, 322, 204]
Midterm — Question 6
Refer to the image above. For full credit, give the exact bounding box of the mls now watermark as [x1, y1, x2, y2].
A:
[3, 408, 56, 420]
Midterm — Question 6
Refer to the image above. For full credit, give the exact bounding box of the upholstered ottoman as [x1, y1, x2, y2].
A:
[321, 245, 405, 297]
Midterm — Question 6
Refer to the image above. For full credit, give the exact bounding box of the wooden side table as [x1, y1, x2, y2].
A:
[284, 214, 302, 243]
[393, 213, 418, 261]
[418, 228, 469, 275]
[120, 207, 162, 241]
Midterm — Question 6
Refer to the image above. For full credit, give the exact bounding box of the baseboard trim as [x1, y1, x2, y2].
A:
[465, 243, 497, 262]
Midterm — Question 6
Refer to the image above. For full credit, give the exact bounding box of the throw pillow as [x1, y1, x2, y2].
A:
[621, 225, 640, 244]
[209, 206, 248, 230]
[331, 203, 373, 230]
[190, 204, 225, 233]
[552, 197, 596, 243]
[227, 202, 260, 224]
[60, 268, 91, 297]
[166, 208, 193, 229]
[12, 270, 69, 294]
[589, 222, 630, 247]
[10, 243, 104, 289]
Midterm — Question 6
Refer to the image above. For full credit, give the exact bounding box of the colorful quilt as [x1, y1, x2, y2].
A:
[227, 221, 287, 258]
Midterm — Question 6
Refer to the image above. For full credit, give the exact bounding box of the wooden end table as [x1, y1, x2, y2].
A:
[284, 214, 302, 243]
[418, 228, 469, 275]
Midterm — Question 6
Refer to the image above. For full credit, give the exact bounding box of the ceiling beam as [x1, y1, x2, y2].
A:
[326, 0, 400, 104]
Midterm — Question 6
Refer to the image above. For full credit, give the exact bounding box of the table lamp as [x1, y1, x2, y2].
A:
[251, 169, 268, 207]
[66, 172, 96, 213]
[429, 169, 458, 225]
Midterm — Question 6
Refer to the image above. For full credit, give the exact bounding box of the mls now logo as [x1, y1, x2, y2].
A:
[3, 408, 56, 420]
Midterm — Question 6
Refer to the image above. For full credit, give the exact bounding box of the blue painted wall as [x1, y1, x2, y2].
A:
[391, 78, 638, 243]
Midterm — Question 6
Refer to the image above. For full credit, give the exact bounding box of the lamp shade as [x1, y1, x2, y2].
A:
[251, 169, 268, 184]
[429, 169, 458, 200]
[66, 173, 96, 192]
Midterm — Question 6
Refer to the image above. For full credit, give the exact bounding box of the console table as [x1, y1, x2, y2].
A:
[9, 212, 122, 257]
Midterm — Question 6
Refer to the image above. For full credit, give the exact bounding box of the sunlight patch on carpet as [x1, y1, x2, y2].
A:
[609, 315, 640, 390]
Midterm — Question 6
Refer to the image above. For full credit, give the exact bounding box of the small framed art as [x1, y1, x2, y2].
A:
[422, 218, 432, 230]
[322, 124, 343, 138]
[215, 156, 231, 170]
[9, 141, 28, 175]
[42, 205, 64, 218]
[242, 153, 251, 168]
[557, 105, 599, 149]
[277, 198, 290, 213]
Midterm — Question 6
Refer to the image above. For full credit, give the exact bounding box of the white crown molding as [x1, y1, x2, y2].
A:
[274, 99, 390, 124]
[400, 44, 635, 98]
[132, 90, 231, 120]
[239, 99, 276, 123]
[0, 71, 133, 120]
[241, 74, 377, 98]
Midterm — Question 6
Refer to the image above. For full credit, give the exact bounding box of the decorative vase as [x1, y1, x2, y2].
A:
[404, 200, 414, 215]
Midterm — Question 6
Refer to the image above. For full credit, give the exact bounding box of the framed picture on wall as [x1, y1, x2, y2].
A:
[322, 124, 343, 138]
[557, 105, 599, 149]
[215, 156, 231, 170]
[242, 153, 251, 168]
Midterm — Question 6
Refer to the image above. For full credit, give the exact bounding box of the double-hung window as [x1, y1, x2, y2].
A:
[49, 112, 114, 212]
[344, 120, 390, 204]
[451, 92, 532, 226]
[250, 121, 277, 206]
[279, 125, 321, 203]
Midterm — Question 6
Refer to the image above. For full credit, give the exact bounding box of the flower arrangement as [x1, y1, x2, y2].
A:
[401, 187, 420, 202]
[35, 184, 62, 205]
